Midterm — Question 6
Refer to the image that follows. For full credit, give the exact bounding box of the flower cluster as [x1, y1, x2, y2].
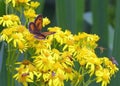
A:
[0, 14, 21, 27]
[0, 0, 119, 86]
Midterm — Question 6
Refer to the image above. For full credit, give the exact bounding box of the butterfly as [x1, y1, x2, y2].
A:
[28, 14, 55, 39]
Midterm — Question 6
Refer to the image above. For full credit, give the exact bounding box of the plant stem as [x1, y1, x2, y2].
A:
[5, 0, 8, 14]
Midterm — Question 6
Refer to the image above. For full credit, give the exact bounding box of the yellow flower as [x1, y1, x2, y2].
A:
[13, 60, 35, 86]
[48, 68, 65, 86]
[24, 33, 35, 47]
[54, 30, 65, 45]
[12, 33, 24, 46]
[30, 1, 40, 8]
[17, 40, 28, 53]
[52, 62, 64, 71]
[0, 14, 21, 27]
[0, 25, 28, 53]
[43, 17, 51, 27]
[75, 47, 96, 63]
[11, 32, 28, 53]
[109, 63, 119, 76]
[48, 26, 62, 32]
[42, 72, 51, 82]
[52, 48, 60, 60]
[0, 28, 13, 42]
[61, 51, 74, 66]
[16, 25, 28, 33]
[17, 0, 30, 4]
[8, 0, 30, 7]
[73, 32, 99, 49]
[95, 68, 110, 86]
[33, 53, 54, 72]
[86, 63, 95, 76]
[86, 57, 101, 76]
[64, 67, 74, 81]
[34, 40, 51, 54]
[14, 71, 32, 86]
[24, 8, 37, 20]
[101, 57, 119, 76]
[66, 44, 80, 55]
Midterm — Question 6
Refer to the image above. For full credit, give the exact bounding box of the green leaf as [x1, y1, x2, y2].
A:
[0, 1, 5, 16]
[0, 43, 7, 86]
[36, 0, 45, 14]
[91, 0, 109, 56]
[110, 0, 120, 85]
[55, 0, 84, 34]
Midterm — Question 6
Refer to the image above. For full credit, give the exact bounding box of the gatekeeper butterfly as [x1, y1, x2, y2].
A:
[28, 14, 55, 39]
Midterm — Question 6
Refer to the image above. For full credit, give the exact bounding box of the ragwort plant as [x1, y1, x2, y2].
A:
[0, 0, 119, 86]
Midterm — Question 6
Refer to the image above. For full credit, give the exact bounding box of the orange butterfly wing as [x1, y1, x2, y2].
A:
[29, 22, 39, 34]
[34, 32, 55, 39]
[41, 32, 56, 36]
[34, 14, 43, 31]
[29, 14, 43, 34]
[34, 34, 45, 39]
[29, 14, 55, 39]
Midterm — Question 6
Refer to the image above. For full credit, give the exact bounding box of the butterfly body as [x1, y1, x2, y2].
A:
[29, 14, 55, 39]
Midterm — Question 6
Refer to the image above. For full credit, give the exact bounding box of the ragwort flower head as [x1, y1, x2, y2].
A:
[13, 60, 35, 86]
[7, 0, 31, 7]
[33, 52, 54, 72]
[0, 25, 29, 53]
[48, 68, 65, 86]
[16, 0, 30, 4]
[29, 1, 40, 9]
[24, 8, 37, 20]
[0, 27, 13, 42]
[73, 32, 99, 49]
[100, 57, 119, 76]
[49, 27, 73, 45]
[0, 14, 21, 27]
[95, 68, 110, 86]
[43, 17, 51, 27]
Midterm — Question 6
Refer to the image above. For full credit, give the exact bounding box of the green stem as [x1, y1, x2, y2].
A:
[85, 78, 96, 86]
[25, 18, 28, 27]
[5, 0, 8, 14]
[20, 5, 23, 21]
[6, 43, 20, 86]
[6, 43, 12, 86]
[6, 43, 11, 68]
[7, 70, 11, 86]
[53, 39, 59, 49]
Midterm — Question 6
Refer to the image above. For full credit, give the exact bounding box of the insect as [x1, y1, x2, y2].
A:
[21, 73, 29, 77]
[97, 46, 106, 54]
[28, 14, 55, 39]
[110, 57, 118, 66]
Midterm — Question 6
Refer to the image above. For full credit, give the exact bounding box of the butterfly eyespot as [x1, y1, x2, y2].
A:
[28, 14, 55, 39]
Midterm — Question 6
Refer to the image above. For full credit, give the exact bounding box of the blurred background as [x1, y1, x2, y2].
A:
[0, 0, 120, 86]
